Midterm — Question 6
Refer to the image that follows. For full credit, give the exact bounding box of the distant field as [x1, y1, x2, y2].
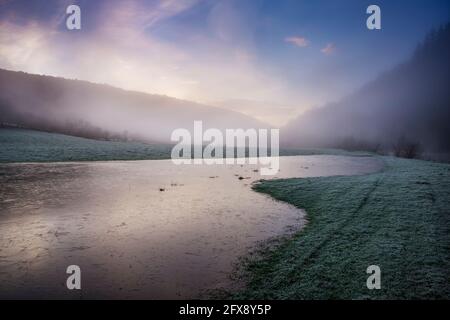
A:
[0, 128, 373, 163]
[0, 128, 172, 162]
[235, 156, 450, 299]
[280, 147, 374, 157]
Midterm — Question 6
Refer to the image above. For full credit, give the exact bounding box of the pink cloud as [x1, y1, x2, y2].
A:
[285, 36, 309, 47]
[321, 43, 336, 55]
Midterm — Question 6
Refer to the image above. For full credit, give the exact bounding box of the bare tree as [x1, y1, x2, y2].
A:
[393, 136, 421, 159]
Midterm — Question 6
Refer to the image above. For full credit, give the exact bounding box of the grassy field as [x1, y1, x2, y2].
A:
[0, 128, 371, 163]
[280, 147, 374, 157]
[234, 157, 450, 299]
[2, 128, 449, 299]
[0, 128, 172, 162]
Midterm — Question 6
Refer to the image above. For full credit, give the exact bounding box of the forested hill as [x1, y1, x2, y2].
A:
[283, 24, 450, 156]
[0, 69, 265, 143]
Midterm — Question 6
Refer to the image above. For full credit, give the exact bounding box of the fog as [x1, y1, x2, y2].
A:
[1, 23, 449, 158]
[0, 69, 267, 143]
[283, 24, 450, 157]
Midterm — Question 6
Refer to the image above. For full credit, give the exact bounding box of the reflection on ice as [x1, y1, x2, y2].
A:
[0, 155, 382, 299]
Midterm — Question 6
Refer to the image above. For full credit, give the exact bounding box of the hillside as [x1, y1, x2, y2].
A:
[0, 69, 266, 143]
[283, 24, 450, 155]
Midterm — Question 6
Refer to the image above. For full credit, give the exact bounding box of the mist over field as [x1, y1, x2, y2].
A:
[0, 0, 449, 160]
[1, 0, 450, 302]
[1, 25, 449, 158]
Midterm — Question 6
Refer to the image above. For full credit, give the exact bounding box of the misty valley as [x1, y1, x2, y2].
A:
[0, 0, 449, 305]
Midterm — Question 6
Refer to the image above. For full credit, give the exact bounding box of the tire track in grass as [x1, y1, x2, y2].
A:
[296, 176, 382, 270]
[236, 157, 450, 299]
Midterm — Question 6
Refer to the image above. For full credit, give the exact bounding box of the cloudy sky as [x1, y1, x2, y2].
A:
[0, 0, 449, 125]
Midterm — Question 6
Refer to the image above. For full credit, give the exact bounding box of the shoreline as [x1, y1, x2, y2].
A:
[232, 156, 450, 299]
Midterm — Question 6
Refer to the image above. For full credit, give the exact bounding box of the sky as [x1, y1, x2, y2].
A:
[0, 0, 449, 126]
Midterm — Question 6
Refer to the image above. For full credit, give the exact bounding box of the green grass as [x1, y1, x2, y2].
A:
[280, 147, 374, 157]
[0, 128, 172, 162]
[3, 128, 449, 298]
[234, 157, 450, 299]
[0, 128, 371, 163]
